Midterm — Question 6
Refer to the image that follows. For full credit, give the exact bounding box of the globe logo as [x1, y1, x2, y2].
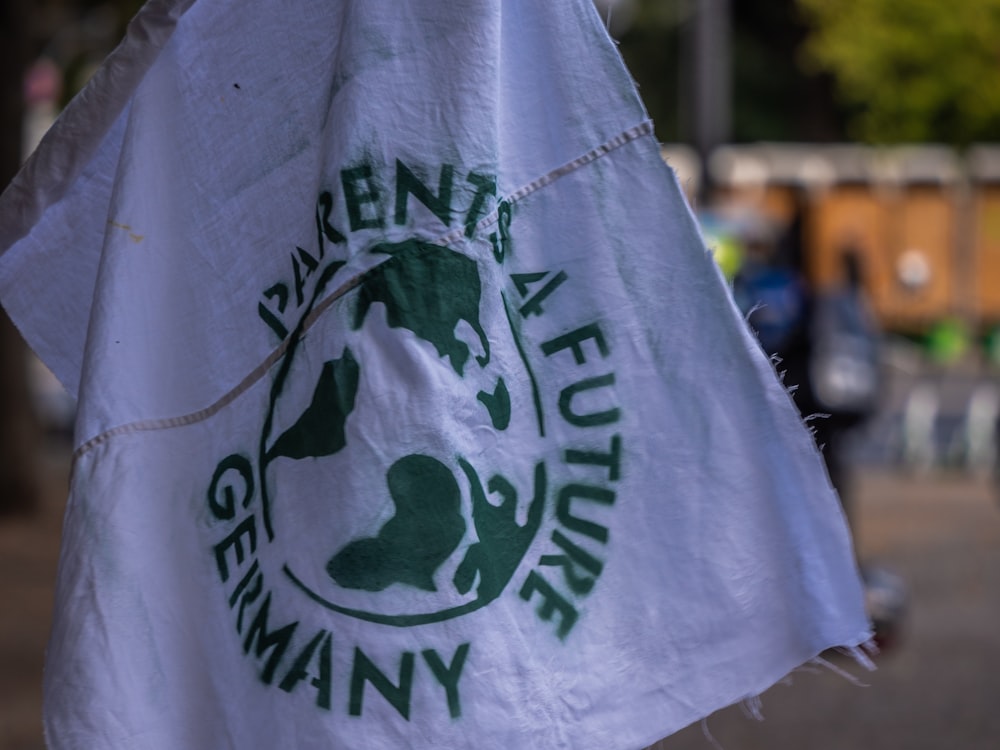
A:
[259, 238, 546, 626]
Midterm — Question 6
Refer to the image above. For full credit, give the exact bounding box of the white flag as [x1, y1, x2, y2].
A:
[0, 1, 870, 748]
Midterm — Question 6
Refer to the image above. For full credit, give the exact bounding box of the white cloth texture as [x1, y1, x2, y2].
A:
[0, 1, 870, 748]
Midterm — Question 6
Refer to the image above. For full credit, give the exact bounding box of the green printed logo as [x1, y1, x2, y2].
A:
[265, 237, 546, 626]
[204, 159, 624, 722]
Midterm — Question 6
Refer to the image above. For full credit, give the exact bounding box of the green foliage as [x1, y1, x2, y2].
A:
[799, 0, 1000, 144]
[611, 0, 846, 143]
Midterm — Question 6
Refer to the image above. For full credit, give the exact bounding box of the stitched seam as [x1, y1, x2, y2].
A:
[72, 119, 654, 461]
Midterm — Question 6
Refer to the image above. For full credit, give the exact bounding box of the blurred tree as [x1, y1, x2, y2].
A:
[29, 0, 145, 104]
[729, 0, 844, 142]
[608, 0, 847, 143]
[0, 0, 41, 514]
[799, 0, 1000, 144]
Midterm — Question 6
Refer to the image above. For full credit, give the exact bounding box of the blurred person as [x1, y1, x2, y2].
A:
[732, 212, 905, 649]
[733, 213, 878, 525]
[805, 247, 881, 523]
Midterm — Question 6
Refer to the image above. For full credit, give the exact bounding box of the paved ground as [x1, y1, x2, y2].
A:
[0, 443, 68, 750]
[2, 443, 1000, 749]
[653, 469, 1000, 750]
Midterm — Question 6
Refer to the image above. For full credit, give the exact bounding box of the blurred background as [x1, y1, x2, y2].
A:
[2, 0, 1000, 748]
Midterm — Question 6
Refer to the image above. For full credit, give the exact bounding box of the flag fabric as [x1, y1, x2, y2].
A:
[0, 1, 871, 748]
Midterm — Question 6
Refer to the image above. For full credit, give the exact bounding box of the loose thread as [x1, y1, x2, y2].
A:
[739, 694, 765, 722]
[810, 654, 873, 688]
[700, 718, 727, 750]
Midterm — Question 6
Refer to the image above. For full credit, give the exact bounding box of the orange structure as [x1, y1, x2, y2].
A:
[703, 144, 981, 336]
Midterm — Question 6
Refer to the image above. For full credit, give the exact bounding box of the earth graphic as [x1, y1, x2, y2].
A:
[260, 239, 545, 625]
